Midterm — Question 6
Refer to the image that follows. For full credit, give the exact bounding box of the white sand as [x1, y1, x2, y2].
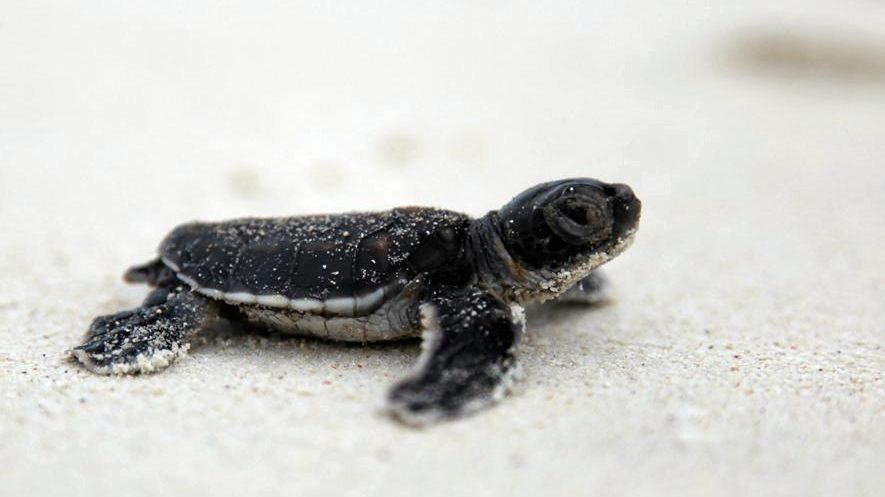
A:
[1, 2, 883, 496]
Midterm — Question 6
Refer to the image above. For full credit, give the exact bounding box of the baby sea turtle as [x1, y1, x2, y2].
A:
[72, 178, 641, 425]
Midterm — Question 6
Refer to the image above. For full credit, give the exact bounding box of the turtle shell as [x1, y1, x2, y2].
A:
[159, 207, 470, 316]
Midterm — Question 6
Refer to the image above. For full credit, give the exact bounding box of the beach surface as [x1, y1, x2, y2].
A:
[1, 2, 883, 496]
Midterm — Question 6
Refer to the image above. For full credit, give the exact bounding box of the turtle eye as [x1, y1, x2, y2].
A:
[558, 199, 589, 225]
[556, 197, 608, 227]
[543, 196, 612, 245]
[579, 202, 608, 229]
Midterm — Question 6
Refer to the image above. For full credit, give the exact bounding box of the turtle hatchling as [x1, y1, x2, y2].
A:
[72, 178, 641, 425]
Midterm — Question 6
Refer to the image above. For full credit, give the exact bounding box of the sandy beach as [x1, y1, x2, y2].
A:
[1, 2, 883, 496]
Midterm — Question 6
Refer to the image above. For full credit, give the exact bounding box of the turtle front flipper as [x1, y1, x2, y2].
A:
[552, 270, 611, 306]
[72, 287, 218, 375]
[386, 288, 525, 426]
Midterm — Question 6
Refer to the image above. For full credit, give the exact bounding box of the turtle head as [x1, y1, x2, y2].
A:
[496, 178, 641, 270]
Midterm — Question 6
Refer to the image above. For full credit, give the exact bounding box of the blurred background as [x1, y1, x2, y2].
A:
[1, 2, 883, 497]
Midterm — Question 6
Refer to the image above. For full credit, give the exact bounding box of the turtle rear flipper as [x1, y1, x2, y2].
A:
[123, 258, 177, 286]
[72, 287, 217, 375]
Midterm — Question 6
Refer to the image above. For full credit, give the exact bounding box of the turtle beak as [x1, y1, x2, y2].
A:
[606, 183, 641, 239]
